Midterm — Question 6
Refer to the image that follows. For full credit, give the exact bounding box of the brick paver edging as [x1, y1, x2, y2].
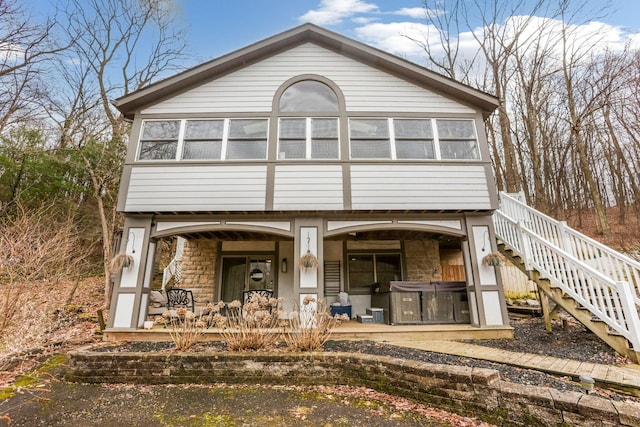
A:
[65, 347, 640, 426]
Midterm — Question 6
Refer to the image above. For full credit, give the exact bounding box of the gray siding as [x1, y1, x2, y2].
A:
[125, 165, 267, 211]
[123, 163, 491, 212]
[141, 43, 474, 115]
[273, 165, 343, 210]
[350, 164, 491, 210]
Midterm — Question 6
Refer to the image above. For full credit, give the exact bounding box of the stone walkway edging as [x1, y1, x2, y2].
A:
[386, 340, 640, 397]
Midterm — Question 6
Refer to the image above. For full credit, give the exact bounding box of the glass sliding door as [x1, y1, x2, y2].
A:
[220, 256, 274, 302]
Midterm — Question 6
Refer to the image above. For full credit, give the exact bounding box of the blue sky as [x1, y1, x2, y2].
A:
[176, 0, 640, 66]
[21, 0, 640, 73]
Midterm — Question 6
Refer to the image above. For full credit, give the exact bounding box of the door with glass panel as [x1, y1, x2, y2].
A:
[220, 256, 274, 302]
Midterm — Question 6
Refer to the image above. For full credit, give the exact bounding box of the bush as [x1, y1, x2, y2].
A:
[284, 297, 348, 352]
[218, 295, 284, 351]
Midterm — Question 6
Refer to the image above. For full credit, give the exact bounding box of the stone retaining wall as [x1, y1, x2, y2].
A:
[65, 348, 640, 426]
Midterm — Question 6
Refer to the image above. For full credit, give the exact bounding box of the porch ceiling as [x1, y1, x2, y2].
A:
[173, 229, 462, 247]
[326, 230, 463, 248]
[177, 230, 294, 241]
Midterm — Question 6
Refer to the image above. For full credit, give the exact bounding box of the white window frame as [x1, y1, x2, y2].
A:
[137, 119, 182, 161]
[277, 117, 339, 160]
[348, 117, 480, 161]
[137, 118, 269, 162]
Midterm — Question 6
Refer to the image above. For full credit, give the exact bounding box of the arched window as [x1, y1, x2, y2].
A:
[279, 80, 339, 112]
[277, 79, 341, 160]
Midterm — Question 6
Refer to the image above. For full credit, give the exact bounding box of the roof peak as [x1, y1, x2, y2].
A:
[114, 23, 498, 119]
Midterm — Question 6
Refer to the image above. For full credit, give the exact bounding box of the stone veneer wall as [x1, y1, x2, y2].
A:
[65, 349, 640, 426]
[404, 239, 443, 281]
[178, 238, 217, 306]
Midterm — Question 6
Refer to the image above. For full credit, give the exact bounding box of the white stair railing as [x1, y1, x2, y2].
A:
[494, 192, 640, 351]
[497, 192, 640, 304]
[162, 237, 185, 289]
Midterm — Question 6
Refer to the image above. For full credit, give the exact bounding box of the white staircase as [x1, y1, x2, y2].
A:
[494, 192, 640, 362]
[162, 237, 185, 289]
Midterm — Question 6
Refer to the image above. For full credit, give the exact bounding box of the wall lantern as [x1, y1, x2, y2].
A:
[281, 258, 288, 273]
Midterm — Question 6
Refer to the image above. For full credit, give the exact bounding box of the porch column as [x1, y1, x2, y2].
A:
[107, 215, 154, 329]
[463, 215, 509, 327]
[294, 218, 324, 307]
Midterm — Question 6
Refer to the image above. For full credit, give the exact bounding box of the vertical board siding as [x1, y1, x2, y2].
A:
[125, 165, 267, 211]
[273, 165, 343, 210]
[142, 44, 474, 115]
[350, 164, 491, 210]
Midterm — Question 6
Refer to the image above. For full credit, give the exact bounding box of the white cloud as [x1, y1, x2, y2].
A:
[351, 13, 640, 69]
[354, 22, 438, 61]
[299, 0, 378, 25]
[352, 16, 377, 25]
[393, 7, 425, 19]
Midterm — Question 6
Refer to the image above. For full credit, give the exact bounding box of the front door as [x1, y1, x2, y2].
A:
[220, 256, 274, 302]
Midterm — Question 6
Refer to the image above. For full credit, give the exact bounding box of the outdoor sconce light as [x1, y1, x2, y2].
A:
[281, 258, 288, 273]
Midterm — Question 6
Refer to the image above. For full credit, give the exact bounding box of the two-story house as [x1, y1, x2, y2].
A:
[106, 23, 509, 336]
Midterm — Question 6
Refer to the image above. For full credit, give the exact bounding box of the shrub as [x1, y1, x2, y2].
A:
[284, 296, 347, 352]
[218, 294, 285, 351]
[166, 307, 204, 352]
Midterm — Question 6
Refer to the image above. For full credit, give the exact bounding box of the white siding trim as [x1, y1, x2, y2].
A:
[156, 221, 222, 232]
[397, 220, 462, 230]
[226, 221, 292, 232]
[327, 220, 393, 231]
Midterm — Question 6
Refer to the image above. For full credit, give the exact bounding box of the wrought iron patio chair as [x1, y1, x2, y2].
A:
[166, 288, 195, 312]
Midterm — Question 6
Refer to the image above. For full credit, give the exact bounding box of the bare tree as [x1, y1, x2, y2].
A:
[0, 0, 66, 132]
[50, 0, 188, 307]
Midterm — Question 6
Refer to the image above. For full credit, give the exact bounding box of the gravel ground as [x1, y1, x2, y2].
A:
[93, 314, 636, 401]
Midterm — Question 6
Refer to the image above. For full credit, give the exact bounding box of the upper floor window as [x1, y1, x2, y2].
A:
[278, 117, 339, 159]
[226, 119, 268, 160]
[182, 120, 223, 160]
[436, 120, 479, 160]
[349, 118, 478, 161]
[349, 119, 391, 159]
[137, 118, 268, 161]
[279, 80, 339, 112]
[395, 119, 435, 159]
[139, 120, 180, 160]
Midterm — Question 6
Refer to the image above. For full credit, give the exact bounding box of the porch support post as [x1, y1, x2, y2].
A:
[464, 214, 509, 327]
[294, 218, 324, 307]
[107, 215, 154, 329]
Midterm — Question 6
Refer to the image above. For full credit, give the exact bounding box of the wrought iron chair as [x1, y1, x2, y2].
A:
[166, 288, 195, 312]
[242, 289, 274, 305]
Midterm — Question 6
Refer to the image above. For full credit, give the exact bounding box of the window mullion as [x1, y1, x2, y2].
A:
[306, 117, 312, 159]
[389, 118, 396, 160]
[432, 118, 442, 160]
[175, 120, 186, 161]
[221, 119, 230, 160]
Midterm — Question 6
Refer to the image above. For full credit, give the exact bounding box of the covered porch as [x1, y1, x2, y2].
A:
[107, 212, 510, 338]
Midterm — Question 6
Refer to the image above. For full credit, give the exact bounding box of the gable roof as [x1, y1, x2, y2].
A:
[114, 23, 499, 120]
